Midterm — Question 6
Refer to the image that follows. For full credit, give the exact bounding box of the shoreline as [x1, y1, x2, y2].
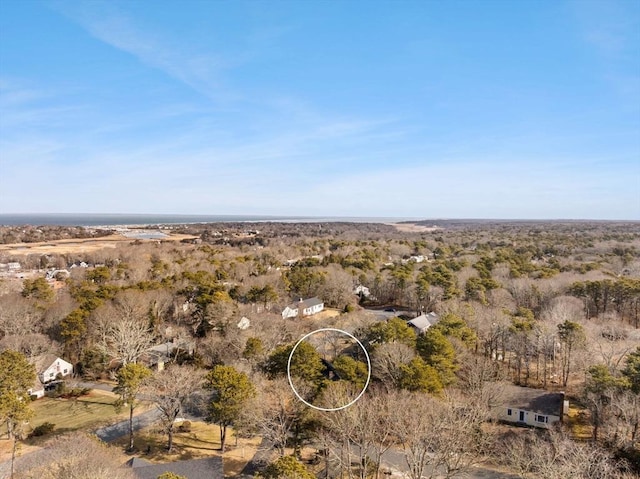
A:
[0, 214, 422, 228]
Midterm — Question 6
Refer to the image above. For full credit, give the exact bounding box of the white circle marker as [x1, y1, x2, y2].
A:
[287, 327, 371, 412]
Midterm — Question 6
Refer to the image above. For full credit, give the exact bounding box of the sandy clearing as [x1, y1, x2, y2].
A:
[0, 234, 198, 256]
[387, 223, 443, 233]
[0, 234, 196, 256]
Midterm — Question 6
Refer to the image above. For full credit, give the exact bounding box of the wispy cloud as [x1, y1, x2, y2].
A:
[54, 1, 241, 104]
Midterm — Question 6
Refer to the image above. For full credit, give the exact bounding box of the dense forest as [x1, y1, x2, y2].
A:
[1, 220, 639, 479]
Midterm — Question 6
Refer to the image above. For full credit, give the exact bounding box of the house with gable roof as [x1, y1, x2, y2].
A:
[28, 354, 74, 398]
[499, 384, 568, 429]
[407, 312, 440, 335]
[282, 297, 324, 319]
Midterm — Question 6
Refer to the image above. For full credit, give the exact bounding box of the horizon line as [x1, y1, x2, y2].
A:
[0, 213, 638, 223]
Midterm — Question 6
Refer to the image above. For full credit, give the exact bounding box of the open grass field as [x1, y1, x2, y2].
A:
[0, 233, 198, 256]
[28, 389, 130, 435]
[0, 390, 134, 463]
[387, 223, 442, 233]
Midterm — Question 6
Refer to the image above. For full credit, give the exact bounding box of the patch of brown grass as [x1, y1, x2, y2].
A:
[110, 421, 261, 476]
[0, 234, 198, 256]
[223, 435, 263, 477]
[387, 223, 442, 233]
[112, 421, 220, 462]
[566, 404, 592, 441]
[0, 438, 42, 464]
[307, 308, 342, 322]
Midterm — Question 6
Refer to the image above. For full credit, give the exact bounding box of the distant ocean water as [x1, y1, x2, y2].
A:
[0, 214, 417, 227]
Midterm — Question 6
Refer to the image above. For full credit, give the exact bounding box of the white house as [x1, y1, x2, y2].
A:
[499, 385, 568, 429]
[282, 297, 324, 319]
[407, 312, 440, 335]
[28, 355, 74, 398]
[45, 269, 70, 280]
[237, 317, 251, 330]
[28, 379, 46, 399]
[37, 355, 73, 384]
[401, 255, 427, 265]
[353, 284, 376, 301]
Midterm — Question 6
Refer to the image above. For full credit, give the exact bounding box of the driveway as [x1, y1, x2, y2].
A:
[364, 308, 413, 321]
[379, 447, 520, 478]
[95, 408, 162, 442]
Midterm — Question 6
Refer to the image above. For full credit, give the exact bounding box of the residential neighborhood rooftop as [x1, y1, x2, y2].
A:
[407, 312, 440, 333]
[287, 297, 323, 309]
[502, 384, 565, 416]
[125, 456, 223, 479]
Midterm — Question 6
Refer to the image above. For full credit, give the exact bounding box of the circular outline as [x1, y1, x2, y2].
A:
[287, 327, 371, 412]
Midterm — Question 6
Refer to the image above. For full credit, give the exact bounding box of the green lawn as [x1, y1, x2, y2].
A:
[28, 389, 130, 435]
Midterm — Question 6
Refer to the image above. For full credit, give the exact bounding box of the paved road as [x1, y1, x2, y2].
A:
[0, 446, 53, 479]
[94, 408, 162, 442]
[364, 308, 413, 321]
[235, 439, 519, 479]
[75, 380, 115, 393]
[379, 447, 520, 479]
[239, 438, 273, 477]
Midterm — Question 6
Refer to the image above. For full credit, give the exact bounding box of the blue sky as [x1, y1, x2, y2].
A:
[0, 0, 638, 219]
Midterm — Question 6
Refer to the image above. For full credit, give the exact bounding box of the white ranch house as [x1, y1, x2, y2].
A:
[499, 385, 568, 429]
[282, 297, 324, 319]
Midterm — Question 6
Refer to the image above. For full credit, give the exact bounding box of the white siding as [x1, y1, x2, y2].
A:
[28, 387, 45, 399]
[302, 303, 324, 316]
[502, 407, 560, 429]
[39, 358, 73, 383]
[282, 307, 298, 319]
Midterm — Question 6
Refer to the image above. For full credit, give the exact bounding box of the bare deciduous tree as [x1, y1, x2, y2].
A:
[611, 388, 640, 450]
[0, 333, 59, 361]
[93, 292, 155, 365]
[0, 294, 42, 336]
[497, 427, 630, 479]
[144, 365, 204, 452]
[390, 390, 485, 479]
[371, 342, 415, 389]
[15, 432, 137, 479]
[246, 377, 302, 457]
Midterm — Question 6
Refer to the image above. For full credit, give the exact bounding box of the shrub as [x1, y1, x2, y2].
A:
[65, 387, 92, 398]
[31, 422, 55, 437]
[157, 472, 187, 479]
[45, 381, 67, 398]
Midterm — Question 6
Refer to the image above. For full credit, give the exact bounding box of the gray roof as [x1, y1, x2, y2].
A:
[34, 354, 63, 374]
[126, 456, 223, 479]
[287, 297, 323, 310]
[502, 385, 564, 416]
[407, 312, 440, 332]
